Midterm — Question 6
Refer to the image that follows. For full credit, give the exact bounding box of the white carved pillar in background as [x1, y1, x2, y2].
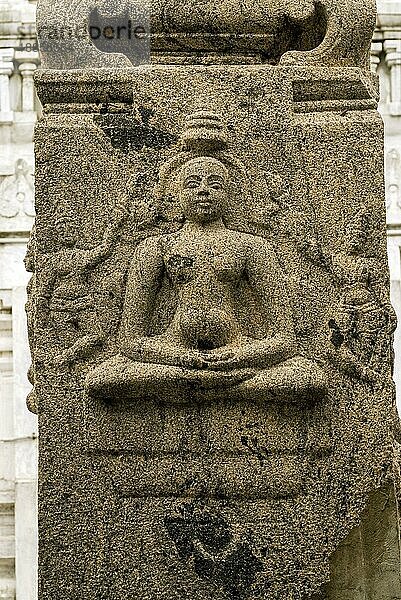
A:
[18, 63, 36, 113]
[370, 42, 382, 73]
[0, 293, 16, 599]
[386, 149, 401, 213]
[0, 295, 14, 487]
[384, 40, 401, 115]
[12, 287, 37, 600]
[0, 50, 13, 122]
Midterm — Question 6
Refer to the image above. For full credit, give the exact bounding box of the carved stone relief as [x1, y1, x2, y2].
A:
[291, 206, 397, 385]
[328, 210, 396, 383]
[86, 112, 328, 404]
[30, 203, 127, 369]
[30, 59, 399, 599]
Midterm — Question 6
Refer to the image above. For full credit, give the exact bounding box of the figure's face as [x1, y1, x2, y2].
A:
[179, 158, 228, 224]
[55, 220, 77, 248]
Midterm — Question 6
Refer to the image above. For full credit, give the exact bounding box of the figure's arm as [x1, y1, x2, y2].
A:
[244, 239, 297, 361]
[75, 198, 128, 270]
[119, 236, 164, 353]
[295, 217, 338, 277]
[118, 237, 208, 368]
[35, 257, 58, 328]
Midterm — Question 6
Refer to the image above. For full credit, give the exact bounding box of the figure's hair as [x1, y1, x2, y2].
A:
[179, 156, 229, 181]
[55, 215, 75, 228]
[127, 111, 287, 230]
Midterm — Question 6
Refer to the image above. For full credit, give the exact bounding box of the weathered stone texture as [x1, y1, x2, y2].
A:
[30, 0, 401, 598]
[37, 0, 375, 69]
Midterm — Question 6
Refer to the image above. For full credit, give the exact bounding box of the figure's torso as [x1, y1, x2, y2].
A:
[156, 226, 273, 347]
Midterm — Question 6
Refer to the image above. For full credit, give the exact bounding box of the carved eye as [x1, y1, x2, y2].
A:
[184, 178, 200, 189]
[207, 177, 224, 191]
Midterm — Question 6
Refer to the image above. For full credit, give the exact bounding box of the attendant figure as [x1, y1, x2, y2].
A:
[36, 203, 126, 365]
[328, 211, 396, 382]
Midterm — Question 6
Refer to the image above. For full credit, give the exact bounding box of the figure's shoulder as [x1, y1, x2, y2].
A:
[232, 229, 276, 254]
[136, 234, 163, 252]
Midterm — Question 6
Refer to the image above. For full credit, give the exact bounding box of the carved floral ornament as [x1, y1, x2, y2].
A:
[0, 159, 35, 219]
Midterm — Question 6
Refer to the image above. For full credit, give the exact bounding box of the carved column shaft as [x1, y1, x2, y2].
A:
[370, 42, 382, 73]
[0, 50, 13, 121]
[31, 1, 400, 599]
[18, 63, 36, 112]
[384, 40, 401, 114]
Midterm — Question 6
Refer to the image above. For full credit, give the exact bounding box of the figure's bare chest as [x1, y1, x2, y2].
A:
[162, 237, 247, 285]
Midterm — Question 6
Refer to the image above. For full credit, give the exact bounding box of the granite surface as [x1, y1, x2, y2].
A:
[29, 1, 401, 598]
[36, 0, 375, 69]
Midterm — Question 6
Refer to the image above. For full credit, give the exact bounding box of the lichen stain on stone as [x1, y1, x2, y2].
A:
[93, 112, 178, 153]
[166, 255, 195, 284]
[328, 319, 344, 348]
[164, 503, 264, 599]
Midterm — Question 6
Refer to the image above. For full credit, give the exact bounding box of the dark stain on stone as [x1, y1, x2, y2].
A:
[328, 319, 344, 348]
[167, 255, 194, 270]
[164, 513, 194, 559]
[93, 113, 178, 153]
[166, 255, 195, 284]
[164, 503, 264, 599]
[240, 435, 270, 465]
[138, 106, 154, 127]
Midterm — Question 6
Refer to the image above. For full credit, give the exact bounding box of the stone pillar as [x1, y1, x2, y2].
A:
[384, 40, 401, 115]
[31, 1, 401, 599]
[18, 63, 37, 113]
[0, 50, 13, 123]
[0, 293, 16, 600]
[0, 295, 14, 489]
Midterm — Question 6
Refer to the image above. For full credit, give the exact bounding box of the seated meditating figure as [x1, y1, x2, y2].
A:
[86, 156, 327, 402]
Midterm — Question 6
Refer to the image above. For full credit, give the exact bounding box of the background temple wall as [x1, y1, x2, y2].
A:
[0, 0, 400, 596]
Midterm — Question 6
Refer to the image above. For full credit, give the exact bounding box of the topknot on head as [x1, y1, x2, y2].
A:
[180, 110, 228, 153]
